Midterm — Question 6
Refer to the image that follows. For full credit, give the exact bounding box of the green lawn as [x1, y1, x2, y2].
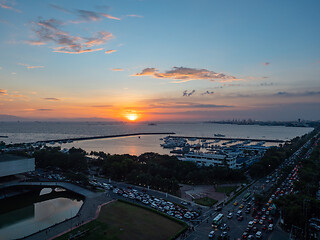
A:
[216, 186, 238, 196]
[55, 201, 185, 240]
[194, 197, 218, 207]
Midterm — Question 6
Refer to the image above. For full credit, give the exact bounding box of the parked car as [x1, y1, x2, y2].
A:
[208, 230, 215, 239]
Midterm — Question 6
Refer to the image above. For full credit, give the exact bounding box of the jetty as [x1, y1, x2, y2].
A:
[35, 132, 176, 144]
[169, 135, 285, 143]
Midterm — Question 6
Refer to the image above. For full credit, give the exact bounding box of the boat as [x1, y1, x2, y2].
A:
[214, 134, 225, 137]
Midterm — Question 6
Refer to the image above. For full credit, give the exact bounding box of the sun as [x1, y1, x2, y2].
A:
[126, 113, 138, 121]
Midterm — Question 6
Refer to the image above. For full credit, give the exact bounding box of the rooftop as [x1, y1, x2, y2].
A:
[0, 154, 32, 163]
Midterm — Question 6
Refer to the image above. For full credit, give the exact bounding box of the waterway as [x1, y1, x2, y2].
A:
[0, 188, 83, 240]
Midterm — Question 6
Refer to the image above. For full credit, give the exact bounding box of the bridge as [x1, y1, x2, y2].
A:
[0, 181, 96, 197]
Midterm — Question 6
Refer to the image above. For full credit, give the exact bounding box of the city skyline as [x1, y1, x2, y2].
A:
[0, 0, 320, 121]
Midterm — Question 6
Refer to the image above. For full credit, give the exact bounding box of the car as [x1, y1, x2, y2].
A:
[234, 201, 239, 206]
[256, 231, 262, 239]
[238, 215, 244, 221]
[261, 224, 267, 230]
[220, 231, 228, 237]
[227, 213, 233, 219]
[259, 219, 264, 225]
[261, 215, 266, 220]
[268, 224, 274, 231]
[208, 230, 215, 239]
[239, 204, 244, 209]
[245, 208, 251, 214]
[242, 232, 249, 239]
[220, 223, 227, 230]
[215, 206, 222, 211]
[248, 221, 254, 228]
[248, 235, 254, 240]
[252, 226, 258, 233]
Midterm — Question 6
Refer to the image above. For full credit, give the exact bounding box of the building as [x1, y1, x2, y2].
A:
[0, 154, 35, 178]
[177, 151, 237, 169]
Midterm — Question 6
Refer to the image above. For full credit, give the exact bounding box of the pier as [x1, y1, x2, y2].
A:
[34, 132, 176, 144]
[168, 135, 286, 143]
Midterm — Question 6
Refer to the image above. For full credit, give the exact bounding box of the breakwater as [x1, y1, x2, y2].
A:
[169, 135, 285, 143]
[35, 132, 176, 144]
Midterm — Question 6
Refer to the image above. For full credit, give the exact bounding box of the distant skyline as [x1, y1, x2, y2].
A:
[0, 0, 319, 121]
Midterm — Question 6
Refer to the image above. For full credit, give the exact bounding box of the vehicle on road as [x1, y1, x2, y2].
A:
[268, 224, 274, 231]
[234, 201, 238, 206]
[256, 231, 262, 239]
[208, 230, 215, 239]
[243, 192, 251, 202]
[212, 213, 224, 228]
[227, 212, 233, 219]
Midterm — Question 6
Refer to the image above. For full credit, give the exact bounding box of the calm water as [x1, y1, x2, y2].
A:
[0, 188, 83, 240]
[0, 122, 313, 156]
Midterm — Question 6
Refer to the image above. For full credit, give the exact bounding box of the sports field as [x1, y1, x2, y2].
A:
[56, 200, 185, 240]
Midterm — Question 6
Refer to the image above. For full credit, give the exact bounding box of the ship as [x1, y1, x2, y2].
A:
[214, 134, 225, 137]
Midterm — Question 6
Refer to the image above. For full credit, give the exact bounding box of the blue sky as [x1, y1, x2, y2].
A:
[0, 0, 319, 121]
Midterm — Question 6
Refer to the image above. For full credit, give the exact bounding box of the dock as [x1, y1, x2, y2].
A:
[35, 132, 176, 144]
[168, 135, 285, 143]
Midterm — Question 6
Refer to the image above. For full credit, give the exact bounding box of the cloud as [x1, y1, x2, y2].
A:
[263, 62, 270, 66]
[43, 97, 60, 101]
[18, 63, 44, 69]
[0, 2, 21, 13]
[182, 90, 195, 97]
[133, 67, 239, 83]
[49, 4, 72, 14]
[26, 40, 46, 46]
[148, 102, 233, 109]
[91, 104, 113, 108]
[37, 109, 53, 111]
[49, 4, 120, 23]
[201, 90, 214, 95]
[101, 13, 121, 20]
[29, 19, 113, 54]
[105, 49, 116, 54]
[112, 68, 124, 71]
[275, 91, 320, 97]
[0, 89, 7, 95]
[126, 14, 143, 18]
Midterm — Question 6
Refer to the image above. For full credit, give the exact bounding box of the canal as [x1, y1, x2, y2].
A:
[0, 187, 83, 240]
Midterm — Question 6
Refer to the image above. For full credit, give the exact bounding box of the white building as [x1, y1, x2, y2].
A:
[177, 152, 238, 169]
[0, 154, 35, 178]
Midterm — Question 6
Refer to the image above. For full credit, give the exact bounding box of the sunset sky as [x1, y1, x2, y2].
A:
[0, 0, 319, 121]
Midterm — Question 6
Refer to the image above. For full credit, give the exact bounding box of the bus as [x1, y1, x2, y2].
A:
[212, 213, 224, 228]
[243, 192, 251, 202]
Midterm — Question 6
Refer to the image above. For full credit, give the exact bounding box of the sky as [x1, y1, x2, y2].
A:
[0, 0, 319, 122]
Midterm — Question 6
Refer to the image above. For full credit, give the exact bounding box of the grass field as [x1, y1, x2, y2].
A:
[56, 201, 185, 240]
[193, 197, 218, 207]
[216, 186, 238, 196]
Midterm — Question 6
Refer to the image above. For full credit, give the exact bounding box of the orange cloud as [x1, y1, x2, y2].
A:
[112, 68, 124, 71]
[30, 19, 113, 54]
[0, 3, 21, 13]
[26, 40, 46, 46]
[0, 89, 7, 95]
[101, 13, 121, 20]
[126, 14, 143, 18]
[18, 63, 44, 69]
[105, 49, 116, 54]
[133, 67, 239, 83]
[43, 98, 60, 101]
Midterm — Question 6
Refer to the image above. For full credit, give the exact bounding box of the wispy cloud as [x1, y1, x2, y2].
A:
[274, 91, 320, 97]
[49, 4, 120, 22]
[0, 89, 7, 95]
[26, 40, 46, 46]
[201, 90, 214, 95]
[91, 104, 113, 108]
[49, 4, 72, 14]
[43, 97, 60, 101]
[18, 63, 44, 69]
[147, 101, 233, 109]
[112, 68, 124, 71]
[263, 62, 270, 66]
[0, 1, 21, 13]
[101, 13, 121, 20]
[133, 67, 239, 83]
[37, 109, 53, 111]
[182, 90, 195, 97]
[105, 49, 116, 54]
[126, 14, 143, 18]
[29, 19, 113, 54]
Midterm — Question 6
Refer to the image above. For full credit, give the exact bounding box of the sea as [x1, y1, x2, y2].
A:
[0, 122, 314, 156]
